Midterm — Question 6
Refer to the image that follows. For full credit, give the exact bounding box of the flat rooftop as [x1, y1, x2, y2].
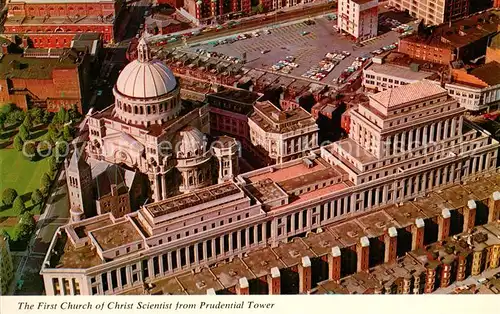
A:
[402, 10, 500, 49]
[0, 53, 79, 80]
[244, 178, 288, 204]
[249, 101, 316, 133]
[144, 182, 241, 218]
[365, 62, 435, 81]
[90, 220, 143, 251]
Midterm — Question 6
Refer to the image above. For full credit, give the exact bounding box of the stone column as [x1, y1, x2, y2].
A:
[384, 227, 398, 263]
[488, 191, 500, 223]
[464, 200, 477, 232]
[298, 256, 312, 294]
[438, 208, 451, 241]
[411, 218, 425, 250]
[357, 236, 370, 272]
[328, 246, 342, 282]
[236, 277, 249, 295]
[268, 267, 281, 295]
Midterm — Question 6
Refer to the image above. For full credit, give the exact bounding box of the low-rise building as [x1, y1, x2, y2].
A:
[362, 61, 436, 92]
[337, 0, 378, 41]
[248, 101, 319, 164]
[398, 10, 500, 65]
[0, 48, 90, 113]
[444, 61, 500, 111]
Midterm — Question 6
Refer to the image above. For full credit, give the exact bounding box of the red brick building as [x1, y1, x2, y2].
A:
[3, 0, 121, 48]
[184, 0, 251, 22]
[0, 49, 89, 113]
[398, 9, 500, 65]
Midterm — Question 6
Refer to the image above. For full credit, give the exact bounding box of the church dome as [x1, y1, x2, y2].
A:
[176, 127, 207, 159]
[115, 37, 177, 99]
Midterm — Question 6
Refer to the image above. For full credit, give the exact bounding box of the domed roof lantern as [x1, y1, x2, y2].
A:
[137, 30, 151, 63]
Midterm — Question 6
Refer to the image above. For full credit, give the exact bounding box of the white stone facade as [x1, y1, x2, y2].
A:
[41, 81, 500, 296]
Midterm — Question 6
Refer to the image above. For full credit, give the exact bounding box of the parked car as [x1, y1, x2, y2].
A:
[301, 31, 310, 36]
[261, 49, 271, 54]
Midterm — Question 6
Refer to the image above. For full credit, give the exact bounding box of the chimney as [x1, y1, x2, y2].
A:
[487, 191, 500, 223]
[412, 218, 425, 250]
[384, 227, 398, 263]
[328, 246, 341, 282]
[357, 236, 370, 272]
[267, 267, 281, 295]
[1, 43, 8, 55]
[438, 208, 451, 241]
[463, 200, 477, 232]
[22, 37, 28, 48]
[298, 256, 312, 294]
[236, 277, 249, 295]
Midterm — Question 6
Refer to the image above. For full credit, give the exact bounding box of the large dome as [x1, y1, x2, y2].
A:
[116, 59, 177, 99]
[115, 36, 177, 99]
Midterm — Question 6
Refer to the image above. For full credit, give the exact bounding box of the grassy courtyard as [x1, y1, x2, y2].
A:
[0, 124, 50, 217]
[0, 148, 50, 216]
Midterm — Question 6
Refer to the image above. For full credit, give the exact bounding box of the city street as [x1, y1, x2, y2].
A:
[8, 171, 70, 295]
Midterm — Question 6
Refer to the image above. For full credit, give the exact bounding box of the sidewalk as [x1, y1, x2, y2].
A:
[6, 170, 66, 295]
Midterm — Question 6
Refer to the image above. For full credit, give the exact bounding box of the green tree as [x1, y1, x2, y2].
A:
[42, 110, 52, 125]
[13, 135, 23, 151]
[69, 104, 81, 122]
[24, 142, 37, 160]
[0, 112, 6, 131]
[49, 155, 59, 173]
[18, 124, 29, 141]
[47, 124, 58, 143]
[29, 107, 43, 125]
[41, 173, 52, 190]
[56, 108, 68, 124]
[12, 196, 26, 214]
[63, 124, 73, 142]
[31, 189, 44, 205]
[2, 188, 18, 206]
[13, 212, 35, 241]
[22, 114, 32, 130]
[0, 103, 15, 115]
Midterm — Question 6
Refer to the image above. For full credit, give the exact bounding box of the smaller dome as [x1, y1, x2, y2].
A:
[176, 127, 206, 158]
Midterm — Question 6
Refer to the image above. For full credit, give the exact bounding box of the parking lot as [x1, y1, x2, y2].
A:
[185, 14, 417, 84]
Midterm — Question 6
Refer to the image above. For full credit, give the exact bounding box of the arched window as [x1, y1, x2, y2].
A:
[188, 176, 193, 185]
[140, 106, 144, 114]
[134, 106, 138, 114]
[198, 172, 203, 183]
[147, 106, 151, 114]
[152, 105, 157, 114]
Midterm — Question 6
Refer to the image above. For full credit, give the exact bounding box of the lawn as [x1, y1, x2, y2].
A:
[0, 128, 50, 217]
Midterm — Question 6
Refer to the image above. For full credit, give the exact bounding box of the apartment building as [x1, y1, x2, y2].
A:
[389, 0, 469, 25]
[338, 0, 379, 41]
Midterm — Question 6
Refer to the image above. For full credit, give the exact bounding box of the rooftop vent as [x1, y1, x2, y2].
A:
[289, 250, 300, 258]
